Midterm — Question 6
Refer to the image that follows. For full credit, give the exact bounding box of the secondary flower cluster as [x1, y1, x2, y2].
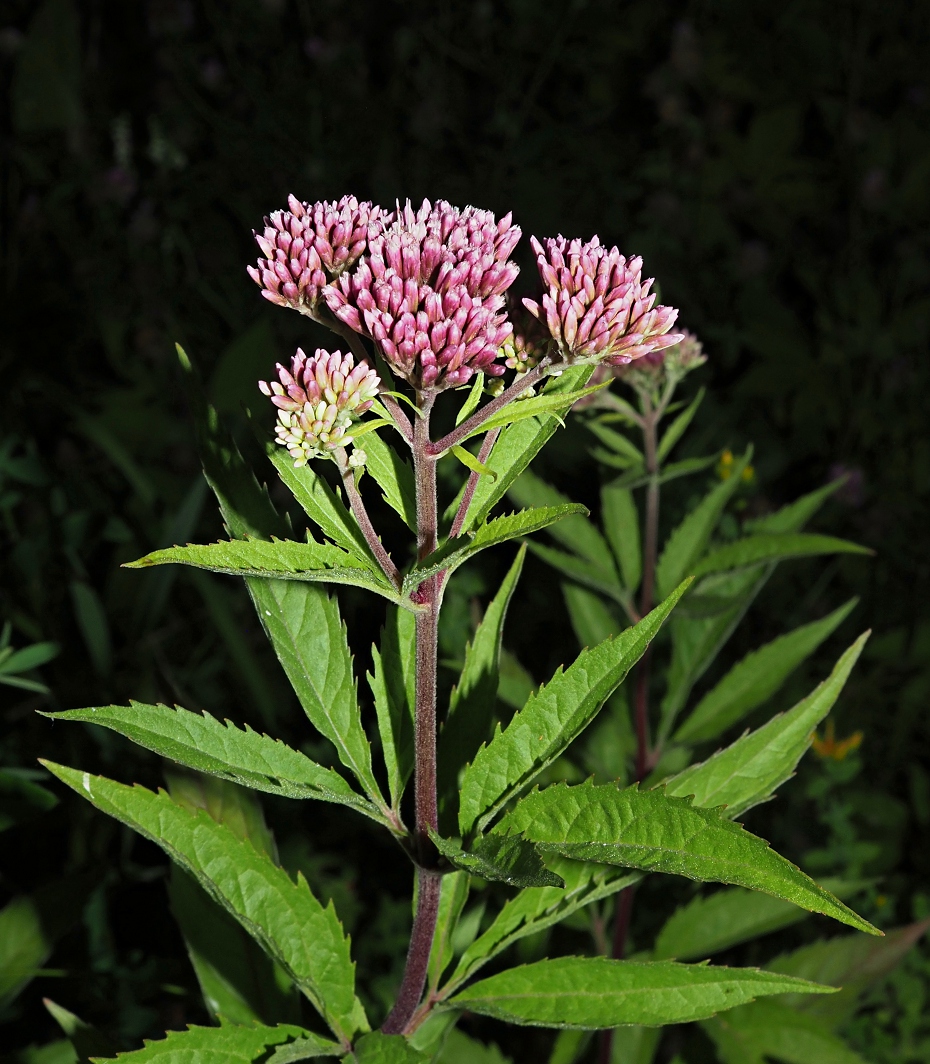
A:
[259, 349, 380, 467]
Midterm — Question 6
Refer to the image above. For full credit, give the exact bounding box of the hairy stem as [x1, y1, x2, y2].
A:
[382, 395, 442, 1034]
[448, 428, 500, 540]
[336, 450, 401, 588]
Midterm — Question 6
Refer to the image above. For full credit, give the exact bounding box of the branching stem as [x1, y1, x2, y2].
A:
[335, 449, 401, 588]
[448, 427, 501, 540]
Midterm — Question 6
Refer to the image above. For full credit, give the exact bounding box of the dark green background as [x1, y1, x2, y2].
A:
[1, 0, 928, 1059]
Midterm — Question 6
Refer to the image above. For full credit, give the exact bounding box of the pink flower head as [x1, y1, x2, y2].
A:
[259, 348, 380, 466]
[522, 235, 683, 367]
[324, 198, 521, 390]
[248, 195, 388, 316]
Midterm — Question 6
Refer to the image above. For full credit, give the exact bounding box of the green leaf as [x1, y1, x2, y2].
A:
[765, 917, 930, 1026]
[369, 607, 416, 812]
[43, 763, 368, 1042]
[361, 433, 416, 530]
[407, 506, 587, 591]
[497, 649, 536, 711]
[525, 541, 625, 603]
[427, 872, 470, 993]
[351, 1032, 429, 1063]
[460, 366, 596, 532]
[248, 580, 387, 810]
[673, 598, 858, 744]
[746, 479, 845, 535]
[448, 957, 834, 1029]
[458, 383, 608, 442]
[655, 447, 751, 599]
[703, 1000, 869, 1064]
[44, 998, 116, 1064]
[562, 583, 620, 650]
[438, 547, 526, 827]
[455, 372, 485, 426]
[164, 768, 278, 856]
[0, 640, 60, 673]
[692, 533, 871, 578]
[0, 768, 58, 832]
[85, 1024, 333, 1064]
[657, 387, 704, 463]
[666, 634, 869, 817]
[434, 1029, 512, 1064]
[494, 780, 878, 934]
[44, 702, 384, 823]
[0, 873, 99, 1007]
[586, 421, 645, 465]
[430, 830, 564, 888]
[653, 879, 867, 961]
[547, 1030, 591, 1064]
[601, 482, 641, 594]
[658, 455, 718, 484]
[506, 472, 617, 575]
[458, 583, 689, 835]
[267, 1033, 346, 1061]
[69, 580, 112, 677]
[450, 445, 497, 479]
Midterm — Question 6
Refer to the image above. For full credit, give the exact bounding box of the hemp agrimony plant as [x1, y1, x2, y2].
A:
[40, 196, 878, 1063]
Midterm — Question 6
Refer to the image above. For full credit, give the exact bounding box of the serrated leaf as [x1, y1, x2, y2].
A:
[362, 433, 416, 530]
[43, 763, 367, 1042]
[460, 367, 595, 532]
[43, 702, 384, 824]
[351, 1032, 429, 1063]
[657, 387, 705, 462]
[267, 1035, 345, 1061]
[655, 447, 751, 600]
[506, 472, 617, 575]
[562, 583, 620, 650]
[765, 918, 930, 1026]
[406, 506, 587, 591]
[666, 634, 869, 817]
[692, 533, 870, 578]
[427, 872, 470, 993]
[448, 957, 834, 1029]
[86, 1023, 331, 1064]
[746, 478, 845, 535]
[369, 607, 416, 812]
[494, 780, 878, 934]
[249, 580, 387, 810]
[438, 547, 526, 827]
[458, 382, 608, 442]
[430, 830, 564, 888]
[458, 583, 689, 835]
[601, 482, 641, 594]
[703, 1000, 869, 1064]
[673, 598, 858, 744]
[653, 878, 867, 962]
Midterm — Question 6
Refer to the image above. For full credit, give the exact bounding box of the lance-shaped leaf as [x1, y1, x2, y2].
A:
[655, 448, 751, 600]
[460, 366, 595, 532]
[458, 582, 690, 835]
[746, 478, 846, 535]
[456, 382, 608, 443]
[362, 432, 416, 530]
[406, 506, 587, 592]
[506, 472, 618, 578]
[352, 1032, 430, 1063]
[445, 861, 641, 994]
[125, 537, 404, 604]
[427, 872, 470, 993]
[369, 607, 416, 812]
[703, 1000, 869, 1064]
[447, 957, 835, 1029]
[602, 481, 642, 594]
[691, 533, 871, 579]
[249, 579, 386, 810]
[430, 830, 563, 888]
[43, 702, 386, 825]
[653, 879, 867, 961]
[657, 387, 705, 462]
[438, 547, 526, 827]
[525, 541, 625, 605]
[83, 1023, 338, 1063]
[666, 634, 869, 817]
[562, 583, 620, 650]
[435, 1029, 513, 1064]
[673, 598, 858, 744]
[586, 420, 645, 467]
[493, 780, 878, 934]
[42, 762, 368, 1043]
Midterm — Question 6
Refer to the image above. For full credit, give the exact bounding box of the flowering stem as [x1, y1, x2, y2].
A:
[448, 428, 501, 540]
[335, 450, 401, 588]
[598, 397, 660, 1064]
[429, 362, 548, 456]
[382, 394, 442, 1034]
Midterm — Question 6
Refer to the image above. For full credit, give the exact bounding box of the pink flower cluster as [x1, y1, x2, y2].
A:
[324, 199, 521, 390]
[523, 236, 682, 366]
[259, 348, 380, 466]
[248, 195, 387, 316]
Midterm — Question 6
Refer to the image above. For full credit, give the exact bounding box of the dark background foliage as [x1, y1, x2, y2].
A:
[1, 0, 928, 1060]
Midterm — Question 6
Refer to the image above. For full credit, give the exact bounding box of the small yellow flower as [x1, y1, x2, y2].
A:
[811, 719, 864, 761]
[741, 464, 755, 484]
[875, 894, 888, 909]
[717, 449, 734, 480]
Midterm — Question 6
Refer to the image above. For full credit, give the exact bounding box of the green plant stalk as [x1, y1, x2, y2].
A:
[382, 394, 443, 1035]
